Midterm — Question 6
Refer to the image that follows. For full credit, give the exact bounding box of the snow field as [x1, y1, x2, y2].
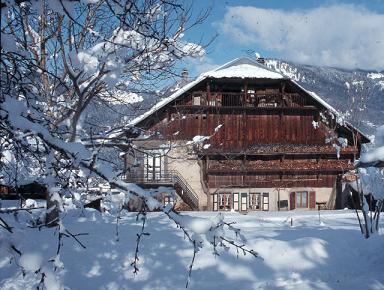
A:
[0, 208, 383, 290]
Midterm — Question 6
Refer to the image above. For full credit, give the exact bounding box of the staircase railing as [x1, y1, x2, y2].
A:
[170, 171, 199, 210]
[123, 170, 199, 210]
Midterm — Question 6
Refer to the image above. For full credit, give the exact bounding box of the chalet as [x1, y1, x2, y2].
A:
[124, 58, 370, 212]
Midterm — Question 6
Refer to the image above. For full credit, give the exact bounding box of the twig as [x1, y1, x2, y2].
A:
[115, 208, 122, 242]
[0, 216, 13, 233]
[11, 245, 22, 256]
[131, 200, 150, 274]
[220, 236, 261, 260]
[0, 206, 45, 214]
[185, 240, 198, 288]
[64, 229, 88, 249]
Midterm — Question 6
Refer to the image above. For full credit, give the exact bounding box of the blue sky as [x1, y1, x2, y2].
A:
[180, 0, 384, 76]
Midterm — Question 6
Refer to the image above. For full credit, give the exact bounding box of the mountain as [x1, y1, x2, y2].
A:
[265, 59, 384, 136]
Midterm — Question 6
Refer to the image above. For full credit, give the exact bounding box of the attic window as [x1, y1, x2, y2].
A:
[193, 96, 201, 105]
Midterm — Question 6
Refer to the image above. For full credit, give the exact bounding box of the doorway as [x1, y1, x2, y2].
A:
[144, 152, 164, 181]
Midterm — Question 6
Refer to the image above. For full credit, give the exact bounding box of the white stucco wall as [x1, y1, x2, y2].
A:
[166, 145, 208, 209]
[132, 141, 336, 211]
[132, 141, 208, 209]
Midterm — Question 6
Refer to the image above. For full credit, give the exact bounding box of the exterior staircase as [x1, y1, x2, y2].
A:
[171, 172, 199, 210]
[124, 170, 199, 210]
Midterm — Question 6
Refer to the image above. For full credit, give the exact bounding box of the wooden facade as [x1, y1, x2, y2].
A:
[128, 58, 369, 211]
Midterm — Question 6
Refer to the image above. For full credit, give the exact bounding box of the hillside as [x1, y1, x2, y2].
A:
[265, 59, 384, 136]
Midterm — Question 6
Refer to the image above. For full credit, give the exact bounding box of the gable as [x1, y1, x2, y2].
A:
[130, 58, 370, 143]
[129, 57, 286, 127]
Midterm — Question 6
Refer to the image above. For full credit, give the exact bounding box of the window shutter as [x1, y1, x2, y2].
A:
[309, 191, 316, 209]
[290, 192, 296, 210]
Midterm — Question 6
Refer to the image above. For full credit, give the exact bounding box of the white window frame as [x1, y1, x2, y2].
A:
[143, 150, 165, 181]
[233, 193, 239, 211]
[262, 192, 269, 211]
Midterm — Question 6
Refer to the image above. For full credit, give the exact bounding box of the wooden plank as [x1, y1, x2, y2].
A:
[261, 115, 267, 143]
[285, 115, 290, 143]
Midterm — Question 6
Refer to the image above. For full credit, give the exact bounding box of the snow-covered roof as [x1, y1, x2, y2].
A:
[202, 58, 285, 79]
[129, 74, 206, 126]
[129, 58, 286, 126]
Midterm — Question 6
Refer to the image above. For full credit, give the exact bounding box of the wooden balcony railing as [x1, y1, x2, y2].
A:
[202, 145, 359, 156]
[207, 159, 354, 173]
[175, 91, 310, 108]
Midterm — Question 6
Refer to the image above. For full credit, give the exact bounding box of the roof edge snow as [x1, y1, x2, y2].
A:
[202, 57, 285, 79]
[129, 74, 207, 126]
[291, 80, 370, 142]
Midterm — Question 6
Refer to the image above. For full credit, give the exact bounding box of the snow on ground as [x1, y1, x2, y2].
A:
[1, 205, 383, 290]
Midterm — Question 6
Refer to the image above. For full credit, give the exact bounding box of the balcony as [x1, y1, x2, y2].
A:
[201, 144, 359, 156]
[174, 91, 313, 109]
[207, 159, 354, 174]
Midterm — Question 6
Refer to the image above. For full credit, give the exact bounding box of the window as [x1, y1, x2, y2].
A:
[213, 194, 218, 211]
[262, 193, 269, 211]
[249, 193, 261, 210]
[296, 191, 308, 208]
[218, 193, 231, 211]
[193, 96, 201, 105]
[164, 195, 174, 206]
[144, 151, 165, 181]
[240, 193, 247, 211]
[233, 193, 239, 211]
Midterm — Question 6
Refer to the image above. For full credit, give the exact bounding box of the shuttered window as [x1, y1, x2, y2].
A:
[296, 191, 308, 208]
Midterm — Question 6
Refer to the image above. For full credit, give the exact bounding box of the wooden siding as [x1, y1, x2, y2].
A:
[152, 112, 330, 150]
[207, 173, 336, 188]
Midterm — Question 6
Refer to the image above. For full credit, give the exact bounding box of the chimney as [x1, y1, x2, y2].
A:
[181, 68, 189, 84]
[255, 52, 265, 65]
[256, 57, 265, 65]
